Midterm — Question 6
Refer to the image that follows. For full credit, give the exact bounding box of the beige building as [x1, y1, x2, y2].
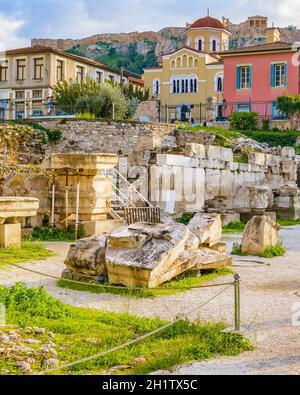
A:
[0, 46, 130, 119]
[143, 15, 231, 123]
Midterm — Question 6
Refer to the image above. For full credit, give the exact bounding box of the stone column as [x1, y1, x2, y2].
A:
[50, 153, 120, 236]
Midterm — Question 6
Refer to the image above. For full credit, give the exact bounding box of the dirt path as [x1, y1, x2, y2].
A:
[0, 227, 300, 375]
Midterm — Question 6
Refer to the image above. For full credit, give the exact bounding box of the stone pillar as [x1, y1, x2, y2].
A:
[50, 153, 121, 236]
[0, 197, 39, 248]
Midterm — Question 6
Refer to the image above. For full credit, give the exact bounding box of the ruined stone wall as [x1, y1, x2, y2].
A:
[37, 119, 175, 157]
[150, 144, 300, 219]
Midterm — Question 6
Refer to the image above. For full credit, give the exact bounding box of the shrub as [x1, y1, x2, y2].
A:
[230, 112, 259, 131]
[75, 83, 128, 120]
[260, 243, 286, 258]
[2, 283, 70, 321]
[262, 118, 270, 131]
[242, 130, 299, 147]
[46, 128, 62, 143]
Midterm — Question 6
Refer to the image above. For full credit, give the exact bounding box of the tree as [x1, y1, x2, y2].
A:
[75, 83, 128, 119]
[53, 78, 102, 109]
[276, 95, 300, 130]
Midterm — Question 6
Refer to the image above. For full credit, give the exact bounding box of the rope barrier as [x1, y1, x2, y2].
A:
[33, 284, 231, 375]
[5, 261, 234, 292]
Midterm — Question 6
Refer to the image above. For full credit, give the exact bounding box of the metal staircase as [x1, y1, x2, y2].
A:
[109, 168, 161, 225]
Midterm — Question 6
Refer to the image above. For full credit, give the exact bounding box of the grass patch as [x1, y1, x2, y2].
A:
[223, 221, 246, 235]
[57, 268, 233, 298]
[175, 125, 300, 149]
[231, 242, 285, 258]
[277, 219, 300, 227]
[0, 283, 253, 375]
[25, 226, 85, 242]
[0, 241, 53, 267]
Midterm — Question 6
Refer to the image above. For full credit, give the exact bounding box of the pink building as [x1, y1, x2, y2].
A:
[220, 42, 300, 119]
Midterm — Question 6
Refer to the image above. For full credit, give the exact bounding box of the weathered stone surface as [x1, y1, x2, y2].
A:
[220, 148, 234, 162]
[248, 152, 266, 166]
[249, 186, 270, 210]
[281, 147, 295, 159]
[207, 146, 221, 160]
[105, 223, 190, 288]
[65, 235, 107, 276]
[187, 248, 232, 271]
[185, 230, 199, 251]
[188, 213, 222, 247]
[205, 169, 221, 201]
[157, 154, 199, 168]
[185, 143, 206, 159]
[241, 216, 281, 255]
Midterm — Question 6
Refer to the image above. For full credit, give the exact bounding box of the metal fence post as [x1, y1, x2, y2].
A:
[234, 274, 241, 332]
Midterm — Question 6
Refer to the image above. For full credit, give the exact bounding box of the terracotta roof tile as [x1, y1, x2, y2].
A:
[187, 16, 228, 31]
[0, 45, 126, 75]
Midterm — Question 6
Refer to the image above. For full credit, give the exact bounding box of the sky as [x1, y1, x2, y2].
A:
[0, 0, 299, 49]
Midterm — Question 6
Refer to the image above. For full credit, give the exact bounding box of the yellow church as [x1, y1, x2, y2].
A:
[143, 14, 231, 123]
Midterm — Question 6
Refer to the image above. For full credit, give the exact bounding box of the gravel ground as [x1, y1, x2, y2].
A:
[0, 227, 300, 375]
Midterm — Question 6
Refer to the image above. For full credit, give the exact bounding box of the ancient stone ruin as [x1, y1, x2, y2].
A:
[0, 197, 39, 248]
[63, 214, 232, 288]
[50, 153, 124, 236]
[241, 216, 281, 256]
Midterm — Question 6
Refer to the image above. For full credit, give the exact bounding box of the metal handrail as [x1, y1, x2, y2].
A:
[113, 168, 154, 208]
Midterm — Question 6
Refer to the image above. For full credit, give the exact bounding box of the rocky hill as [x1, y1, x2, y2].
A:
[31, 19, 300, 76]
[32, 28, 186, 75]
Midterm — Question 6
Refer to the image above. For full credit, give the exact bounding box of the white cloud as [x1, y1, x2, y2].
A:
[0, 13, 28, 50]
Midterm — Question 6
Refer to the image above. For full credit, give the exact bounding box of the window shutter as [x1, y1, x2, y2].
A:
[284, 64, 288, 87]
[236, 66, 241, 89]
[249, 66, 253, 88]
[270, 64, 275, 88]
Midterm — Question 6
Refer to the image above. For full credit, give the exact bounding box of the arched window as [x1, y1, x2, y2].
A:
[185, 79, 189, 93]
[198, 40, 203, 51]
[188, 57, 193, 67]
[181, 79, 185, 93]
[171, 60, 176, 69]
[210, 38, 220, 52]
[212, 40, 217, 52]
[153, 79, 160, 95]
[214, 73, 224, 92]
[217, 77, 223, 92]
[176, 80, 180, 93]
[182, 55, 187, 67]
